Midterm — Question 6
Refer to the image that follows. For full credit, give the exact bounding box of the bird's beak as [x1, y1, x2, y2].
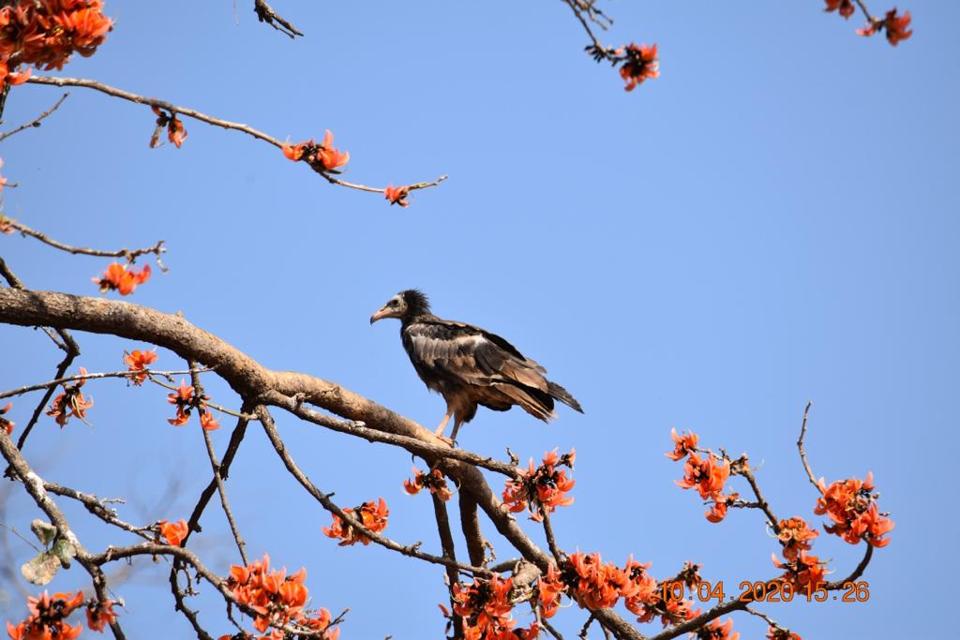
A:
[370, 306, 391, 325]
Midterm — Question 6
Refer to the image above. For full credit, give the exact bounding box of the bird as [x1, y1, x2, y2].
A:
[370, 289, 583, 443]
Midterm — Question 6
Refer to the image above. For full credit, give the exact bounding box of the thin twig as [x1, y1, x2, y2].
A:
[256, 404, 493, 577]
[189, 361, 249, 565]
[0, 93, 69, 142]
[1, 218, 166, 267]
[796, 401, 821, 492]
[0, 368, 209, 401]
[253, 0, 303, 38]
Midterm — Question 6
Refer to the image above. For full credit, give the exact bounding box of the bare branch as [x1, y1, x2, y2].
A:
[797, 401, 821, 491]
[1, 218, 166, 266]
[0, 93, 68, 142]
[253, 0, 303, 38]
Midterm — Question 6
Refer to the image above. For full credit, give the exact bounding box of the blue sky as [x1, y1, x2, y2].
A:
[0, 1, 956, 638]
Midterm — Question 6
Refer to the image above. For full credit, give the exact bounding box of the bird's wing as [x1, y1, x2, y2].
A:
[403, 318, 549, 392]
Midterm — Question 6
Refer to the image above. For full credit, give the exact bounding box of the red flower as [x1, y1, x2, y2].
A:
[150, 106, 188, 148]
[538, 565, 567, 619]
[281, 131, 349, 173]
[666, 428, 698, 461]
[226, 555, 339, 638]
[384, 185, 410, 208]
[767, 627, 802, 640]
[0, 0, 112, 91]
[502, 448, 575, 521]
[882, 9, 913, 45]
[772, 551, 827, 590]
[777, 516, 819, 561]
[199, 410, 220, 432]
[159, 519, 189, 547]
[814, 472, 893, 547]
[86, 599, 118, 633]
[622, 557, 659, 618]
[317, 129, 349, 172]
[676, 452, 730, 500]
[167, 380, 195, 426]
[695, 618, 739, 640]
[566, 551, 629, 610]
[0, 402, 14, 435]
[46, 367, 93, 427]
[619, 43, 659, 91]
[6, 591, 85, 640]
[856, 8, 912, 45]
[705, 492, 738, 523]
[93, 262, 151, 296]
[123, 348, 157, 385]
[322, 498, 389, 546]
[824, 0, 856, 18]
[451, 574, 520, 639]
[404, 467, 453, 501]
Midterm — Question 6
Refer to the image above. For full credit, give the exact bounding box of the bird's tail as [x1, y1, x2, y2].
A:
[548, 381, 583, 414]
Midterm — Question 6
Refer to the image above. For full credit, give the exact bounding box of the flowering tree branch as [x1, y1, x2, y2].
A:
[23, 75, 447, 200]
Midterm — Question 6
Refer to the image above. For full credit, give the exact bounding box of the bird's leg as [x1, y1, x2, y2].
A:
[435, 409, 453, 438]
[449, 418, 464, 447]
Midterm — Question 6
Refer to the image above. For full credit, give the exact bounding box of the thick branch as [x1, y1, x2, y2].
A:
[0, 288, 642, 638]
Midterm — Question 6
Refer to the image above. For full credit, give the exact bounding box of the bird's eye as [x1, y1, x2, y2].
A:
[387, 300, 398, 307]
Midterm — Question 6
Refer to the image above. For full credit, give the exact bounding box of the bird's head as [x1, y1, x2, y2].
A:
[370, 289, 431, 324]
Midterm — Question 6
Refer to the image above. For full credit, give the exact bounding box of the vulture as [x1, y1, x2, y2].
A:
[370, 290, 583, 442]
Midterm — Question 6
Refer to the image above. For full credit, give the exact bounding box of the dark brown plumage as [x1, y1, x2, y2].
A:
[370, 290, 583, 442]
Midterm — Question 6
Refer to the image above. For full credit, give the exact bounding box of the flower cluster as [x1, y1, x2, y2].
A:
[857, 9, 912, 46]
[158, 518, 189, 547]
[669, 432, 736, 523]
[548, 552, 702, 627]
[384, 185, 410, 207]
[695, 619, 740, 640]
[636, 561, 702, 627]
[449, 574, 538, 640]
[814, 472, 893, 547]
[92, 262, 151, 296]
[0, 0, 112, 91]
[771, 550, 827, 590]
[767, 627, 802, 640]
[322, 498, 389, 546]
[46, 367, 93, 427]
[225, 555, 340, 639]
[123, 348, 157, 385]
[150, 106, 188, 148]
[282, 130, 350, 173]
[5, 591, 85, 640]
[775, 516, 819, 563]
[618, 43, 659, 91]
[824, 0, 913, 46]
[403, 467, 453, 501]
[502, 448, 575, 521]
[0, 160, 9, 194]
[166, 380, 219, 430]
[0, 402, 14, 435]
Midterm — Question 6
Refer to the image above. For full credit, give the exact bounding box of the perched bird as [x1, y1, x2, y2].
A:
[370, 290, 583, 442]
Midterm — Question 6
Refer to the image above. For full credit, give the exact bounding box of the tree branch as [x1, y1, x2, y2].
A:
[24, 75, 446, 198]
